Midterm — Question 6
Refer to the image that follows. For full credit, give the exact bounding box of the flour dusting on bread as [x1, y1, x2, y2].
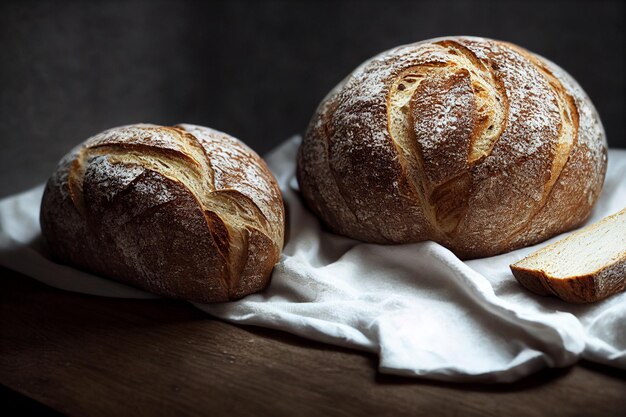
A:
[297, 36, 607, 259]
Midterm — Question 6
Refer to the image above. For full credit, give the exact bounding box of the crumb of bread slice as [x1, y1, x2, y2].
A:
[510, 207, 626, 303]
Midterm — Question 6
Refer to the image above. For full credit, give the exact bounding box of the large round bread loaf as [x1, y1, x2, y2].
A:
[297, 36, 608, 259]
[40, 124, 285, 302]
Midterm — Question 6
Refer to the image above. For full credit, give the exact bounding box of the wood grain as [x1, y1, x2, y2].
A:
[1, 267, 624, 417]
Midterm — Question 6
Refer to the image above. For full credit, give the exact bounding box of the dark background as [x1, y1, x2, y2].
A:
[1, 0, 624, 197]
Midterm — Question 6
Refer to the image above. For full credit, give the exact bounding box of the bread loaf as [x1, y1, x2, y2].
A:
[297, 36, 607, 259]
[40, 124, 285, 303]
[511, 208, 626, 303]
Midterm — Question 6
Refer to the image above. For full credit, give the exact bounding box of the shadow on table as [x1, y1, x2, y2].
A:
[240, 321, 626, 392]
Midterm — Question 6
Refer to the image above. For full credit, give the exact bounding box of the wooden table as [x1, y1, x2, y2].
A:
[1, 267, 625, 417]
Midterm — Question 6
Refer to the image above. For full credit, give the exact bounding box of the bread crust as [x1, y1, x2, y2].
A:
[297, 36, 607, 259]
[511, 263, 626, 303]
[40, 124, 285, 303]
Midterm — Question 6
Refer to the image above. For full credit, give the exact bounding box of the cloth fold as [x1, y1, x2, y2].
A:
[1, 136, 624, 382]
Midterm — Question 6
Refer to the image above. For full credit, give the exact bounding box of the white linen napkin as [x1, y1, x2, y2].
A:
[1, 136, 624, 382]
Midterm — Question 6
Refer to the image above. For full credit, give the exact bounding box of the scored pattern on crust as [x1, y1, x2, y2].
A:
[388, 40, 509, 236]
[297, 36, 607, 258]
[64, 124, 284, 296]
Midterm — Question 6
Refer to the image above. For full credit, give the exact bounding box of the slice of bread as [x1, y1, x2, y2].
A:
[510, 207, 626, 303]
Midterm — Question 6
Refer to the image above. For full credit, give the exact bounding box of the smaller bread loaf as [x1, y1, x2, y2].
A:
[40, 124, 285, 303]
[511, 208, 626, 303]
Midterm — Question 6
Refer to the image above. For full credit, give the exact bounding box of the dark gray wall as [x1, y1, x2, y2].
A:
[1, 0, 623, 197]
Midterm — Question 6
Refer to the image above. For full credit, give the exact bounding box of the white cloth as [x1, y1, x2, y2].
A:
[1, 136, 625, 382]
